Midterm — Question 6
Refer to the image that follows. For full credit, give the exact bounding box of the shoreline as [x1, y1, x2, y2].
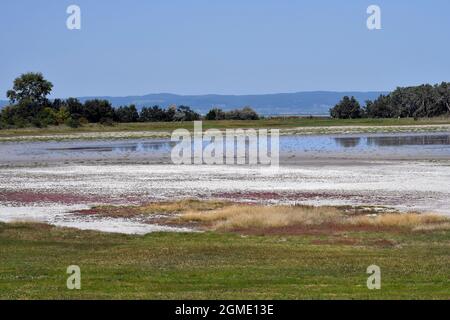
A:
[1, 130, 449, 165]
[1, 123, 450, 142]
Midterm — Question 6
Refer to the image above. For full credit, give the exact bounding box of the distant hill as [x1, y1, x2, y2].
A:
[0, 91, 386, 115]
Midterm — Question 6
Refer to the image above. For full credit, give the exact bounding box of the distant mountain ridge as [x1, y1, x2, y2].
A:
[0, 91, 387, 115]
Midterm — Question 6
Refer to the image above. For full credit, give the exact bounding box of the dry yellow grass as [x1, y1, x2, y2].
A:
[87, 201, 450, 233]
[179, 204, 450, 232]
[412, 222, 450, 232]
[348, 213, 449, 228]
[182, 205, 340, 230]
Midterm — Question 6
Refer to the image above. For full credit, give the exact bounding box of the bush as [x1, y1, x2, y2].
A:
[114, 105, 139, 122]
[65, 117, 81, 128]
[330, 96, 362, 119]
[224, 107, 259, 120]
[173, 106, 200, 122]
[206, 108, 226, 120]
[83, 99, 114, 123]
[139, 106, 166, 122]
[31, 118, 46, 128]
[100, 117, 114, 126]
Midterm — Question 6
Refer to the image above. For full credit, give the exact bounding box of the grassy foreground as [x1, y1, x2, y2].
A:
[1, 117, 450, 137]
[0, 220, 449, 299]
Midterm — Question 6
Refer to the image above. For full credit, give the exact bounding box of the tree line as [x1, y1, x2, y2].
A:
[0, 73, 259, 129]
[330, 82, 450, 119]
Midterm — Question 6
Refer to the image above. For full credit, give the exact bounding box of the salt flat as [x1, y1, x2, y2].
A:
[1, 132, 449, 234]
[0, 161, 449, 233]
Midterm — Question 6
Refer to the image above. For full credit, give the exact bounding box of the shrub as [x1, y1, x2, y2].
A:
[330, 96, 362, 119]
[206, 108, 226, 120]
[65, 117, 81, 128]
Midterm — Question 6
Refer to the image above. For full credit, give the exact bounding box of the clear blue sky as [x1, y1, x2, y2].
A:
[1, 0, 449, 98]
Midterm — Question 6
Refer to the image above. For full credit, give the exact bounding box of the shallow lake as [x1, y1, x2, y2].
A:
[1, 132, 450, 163]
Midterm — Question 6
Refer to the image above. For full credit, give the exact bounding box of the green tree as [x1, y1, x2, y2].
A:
[139, 106, 166, 122]
[238, 106, 259, 120]
[114, 105, 139, 122]
[435, 82, 450, 114]
[365, 83, 450, 119]
[411, 84, 436, 117]
[6, 72, 53, 105]
[365, 94, 394, 118]
[206, 108, 226, 120]
[224, 107, 260, 120]
[165, 105, 177, 121]
[63, 98, 84, 121]
[83, 99, 114, 123]
[173, 106, 200, 121]
[330, 96, 362, 119]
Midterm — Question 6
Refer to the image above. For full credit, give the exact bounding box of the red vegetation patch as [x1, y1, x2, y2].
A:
[74, 208, 102, 215]
[73, 206, 142, 218]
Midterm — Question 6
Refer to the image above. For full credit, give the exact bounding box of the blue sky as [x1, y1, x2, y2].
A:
[1, 0, 449, 98]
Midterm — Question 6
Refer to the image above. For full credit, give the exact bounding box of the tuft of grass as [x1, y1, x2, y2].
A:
[348, 213, 450, 229]
[412, 222, 450, 232]
[179, 204, 450, 232]
[182, 205, 341, 230]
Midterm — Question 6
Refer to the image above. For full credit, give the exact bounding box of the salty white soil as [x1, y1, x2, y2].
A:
[1, 130, 449, 234]
[0, 205, 193, 234]
[0, 161, 449, 234]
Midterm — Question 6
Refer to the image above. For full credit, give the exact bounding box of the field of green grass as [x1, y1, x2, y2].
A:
[1, 221, 448, 299]
[1, 117, 450, 137]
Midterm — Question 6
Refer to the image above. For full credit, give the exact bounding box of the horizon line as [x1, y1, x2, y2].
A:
[44, 90, 389, 101]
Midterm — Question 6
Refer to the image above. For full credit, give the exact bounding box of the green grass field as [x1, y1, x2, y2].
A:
[1, 222, 448, 299]
[1, 117, 450, 137]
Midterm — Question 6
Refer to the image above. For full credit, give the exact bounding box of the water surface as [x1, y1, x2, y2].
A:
[1, 132, 449, 163]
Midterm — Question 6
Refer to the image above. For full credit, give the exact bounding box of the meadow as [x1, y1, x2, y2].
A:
[1, 201, 449, 299]
[1, 117, 450, 137]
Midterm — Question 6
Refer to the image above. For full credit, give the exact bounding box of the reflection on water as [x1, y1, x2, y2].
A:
[112, 141, 176, 152]
[334, 137, 361, 148]
[48, 141, 176, 153]
[281, 133, 450, 157]
[366, 135, 450, 147]
[334, 135, 450, 148]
